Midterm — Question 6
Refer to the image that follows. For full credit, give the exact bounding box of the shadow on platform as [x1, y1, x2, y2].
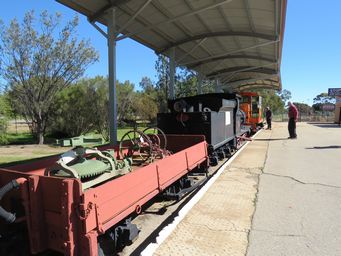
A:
[306, 145, 341, 150]
[254, 138, 288, 141]
[308, 122, 341, 128]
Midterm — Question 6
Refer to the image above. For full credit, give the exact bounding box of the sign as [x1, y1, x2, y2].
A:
[336, 96, 341, 103]
[322, 103, 335, 111]
[328, 88, 341, 96]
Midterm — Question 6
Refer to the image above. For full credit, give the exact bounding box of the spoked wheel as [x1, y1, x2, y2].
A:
[119, 130, 153, 165]
[142, 127, 167, 150]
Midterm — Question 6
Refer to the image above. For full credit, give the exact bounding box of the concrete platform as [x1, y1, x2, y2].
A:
[247, 122, 341, 256]
[152, 122, 341, 256]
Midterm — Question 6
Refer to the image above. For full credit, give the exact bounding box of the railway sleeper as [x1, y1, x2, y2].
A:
[163, 174, 207, 201]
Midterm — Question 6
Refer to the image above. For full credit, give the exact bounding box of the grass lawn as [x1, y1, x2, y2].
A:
[0, 156, 35, 165]
[0, 127, 150, 165]
[6, 132, 35, 144]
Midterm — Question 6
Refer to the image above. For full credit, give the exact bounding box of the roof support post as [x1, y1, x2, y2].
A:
[197, 72, 203, 94]
[107, 8, 118, 146]
[215, 79, 221, 93]
[169, 47, 176, 99]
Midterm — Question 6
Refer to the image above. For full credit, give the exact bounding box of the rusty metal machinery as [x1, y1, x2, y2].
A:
[142, 127, 171, 160]
[45, 146, 132, 190]
[119, 127, 171, 165]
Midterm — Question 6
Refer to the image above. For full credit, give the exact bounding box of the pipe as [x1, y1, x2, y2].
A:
[0, 178, 27, 223]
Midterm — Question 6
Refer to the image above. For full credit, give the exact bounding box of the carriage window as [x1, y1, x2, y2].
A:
[252, 97, 259, 117]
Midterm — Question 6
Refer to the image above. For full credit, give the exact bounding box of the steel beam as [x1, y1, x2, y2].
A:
[237, 82, 279, 90]
[89, 21, 108, 38]
[157, 31, 276, 54]
[116, 0, 233, 41]
[180, 40, 279, 66]
[188, 54, 275, 69]
[221, 74, 278, 89]
[177, 38, 207, 63]
[117, 0, 152, 34]
[88, 0, 134, 23]
[207, 64, 278, 78]
[108, 8, 118, 146]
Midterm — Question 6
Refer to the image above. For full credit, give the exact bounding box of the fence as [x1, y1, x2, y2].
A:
[272, 112, 335, 123]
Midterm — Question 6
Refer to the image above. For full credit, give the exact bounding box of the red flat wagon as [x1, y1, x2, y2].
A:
[0, 135, 207, 256]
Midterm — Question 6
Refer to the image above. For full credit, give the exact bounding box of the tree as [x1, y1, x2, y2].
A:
[293, 102, 312, 115]
[257, 89, 285, 114]
[0, 94, 12, 144]
[312, 92, 335, 111]
[155, 54, 170, 112]
[87, 77, 110, 141]
[117, 80, 135, 124]
[0, 93, 13, 118]
[0, 11, 98, 144]
[137, 77, 159, 122]
[279, 89, 292, 103]
[139, 76, 154, 92]
[49, 80, 98, 137]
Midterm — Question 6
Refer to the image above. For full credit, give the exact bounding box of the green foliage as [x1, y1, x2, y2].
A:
[117, 80, 135, 123]
[0, 94, 11, 144]
[0, 94, 13, 117]
[49, 76, 158, 142]
[312, 92, 335, 111]
[154, 55, 169, 112]
[313, 93, 335, 104]
[154, 56, 215, 111]
[6, 132, 35, 144]
[137, 77, 160, 121]
[133, 91, 158, 122]
[292, 102, 313, 114]
[0, 10, 99, 144]
[0, 119, 8, 144]
[279, 89, 292, 103]
[257, 89, 286, 114]
[50, 81, 96, 137]
[176, 68, 215, 97]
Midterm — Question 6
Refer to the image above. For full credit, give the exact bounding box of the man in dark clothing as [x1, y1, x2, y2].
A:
[287, 102, 298, 139]
[265, 107, 272, 130]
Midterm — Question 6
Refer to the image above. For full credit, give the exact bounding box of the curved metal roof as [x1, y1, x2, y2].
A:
[56, 0, 287, 91]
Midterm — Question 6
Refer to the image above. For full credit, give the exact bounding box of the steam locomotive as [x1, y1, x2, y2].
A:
[158, 93, 252, 165]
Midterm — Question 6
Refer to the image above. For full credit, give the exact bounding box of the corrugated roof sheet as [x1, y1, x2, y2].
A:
[56, 0, 287, 91]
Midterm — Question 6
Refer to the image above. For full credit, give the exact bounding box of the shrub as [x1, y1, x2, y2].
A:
[0, 118, 8, 144]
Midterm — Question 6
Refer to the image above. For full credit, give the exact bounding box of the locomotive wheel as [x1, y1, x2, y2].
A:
[142, 127, 167, 149]
[119, 130, 152, 164]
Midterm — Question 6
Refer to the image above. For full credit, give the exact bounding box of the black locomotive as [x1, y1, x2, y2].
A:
[157, 93, 250, 165]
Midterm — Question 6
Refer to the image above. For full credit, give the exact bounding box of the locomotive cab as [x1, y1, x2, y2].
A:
[239, 92, 264, 131]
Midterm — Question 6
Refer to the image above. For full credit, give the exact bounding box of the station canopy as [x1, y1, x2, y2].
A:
[57, 0, 287, 92]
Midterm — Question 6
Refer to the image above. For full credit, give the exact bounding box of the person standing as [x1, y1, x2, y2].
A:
[288, 102, 298, 139]
[265, 107, 272, 130]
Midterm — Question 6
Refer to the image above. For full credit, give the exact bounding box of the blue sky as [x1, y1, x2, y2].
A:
[1, 0, 340, 105]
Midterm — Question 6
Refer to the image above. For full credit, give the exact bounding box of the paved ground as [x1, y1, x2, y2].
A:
[154, 125, 270, 256]
[153, 122, 341, 256]
[247, 122, 341, 256]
